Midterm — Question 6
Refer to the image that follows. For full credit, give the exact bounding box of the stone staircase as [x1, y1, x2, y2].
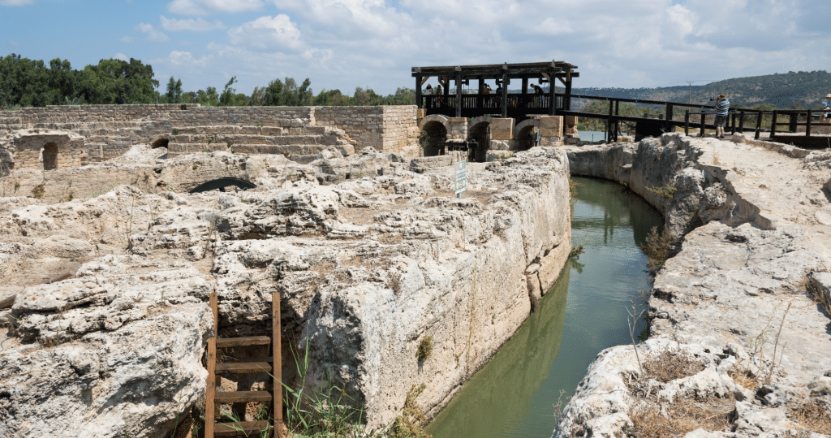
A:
[168, 124, 354, 163]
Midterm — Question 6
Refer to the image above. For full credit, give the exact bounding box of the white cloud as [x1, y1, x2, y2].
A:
[0, 0, 34, 6]
[229, 15, 302, 50]
[113, 52, 129, 61]
[277, 0, 411, 37]
[160, 16, 223, 31]
[168, 50, 209, 66]
[141, 0, 831, 95]
[137, 23, 169, 42]
[169, 0, 264, 15]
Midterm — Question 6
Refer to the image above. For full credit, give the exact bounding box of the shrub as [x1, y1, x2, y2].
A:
[31, 184, 45, 199]
[416, 336, 432, 363]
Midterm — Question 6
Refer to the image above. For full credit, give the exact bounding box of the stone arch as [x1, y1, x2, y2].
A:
[467, 120, 491, 162]
[42, 143, 59, 170]
[513, 119, 539, 151]
[419, 115, 449, 157]
[151, 137, 170, 148]
[189, 177, 256, 194]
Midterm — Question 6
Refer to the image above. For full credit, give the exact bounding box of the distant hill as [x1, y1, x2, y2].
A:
[574, 71, 831, 109]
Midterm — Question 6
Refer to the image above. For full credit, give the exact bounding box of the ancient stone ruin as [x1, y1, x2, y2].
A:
[0, 104, 571, 436]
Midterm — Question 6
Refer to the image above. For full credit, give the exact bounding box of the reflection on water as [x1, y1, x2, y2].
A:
[427, 177, 662, 438]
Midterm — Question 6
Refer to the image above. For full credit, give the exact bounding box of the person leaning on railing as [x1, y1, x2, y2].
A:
[714, 94, 730, 138]
[824, 93, 831, 119]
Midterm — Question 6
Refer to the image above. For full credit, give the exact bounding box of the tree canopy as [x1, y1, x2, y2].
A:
[0, 53, 415, 108]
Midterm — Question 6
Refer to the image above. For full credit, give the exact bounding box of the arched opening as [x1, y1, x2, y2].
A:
[42, 143, 58, 170]
[420, 121, 448, 157]
[151, 138, 170, 149]
[467, 122, 490, 162]
[514, 125, 536, 151]
[189, 177, 256, 194]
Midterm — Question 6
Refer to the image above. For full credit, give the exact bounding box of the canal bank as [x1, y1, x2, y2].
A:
[427, 177, 662, 437]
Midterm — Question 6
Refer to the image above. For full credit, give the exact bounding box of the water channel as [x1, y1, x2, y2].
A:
[426, 177, 663, 438]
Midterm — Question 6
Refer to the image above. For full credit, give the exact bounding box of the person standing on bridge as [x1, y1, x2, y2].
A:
[824, 93, 831, 119]
[715, 94, 730, 138]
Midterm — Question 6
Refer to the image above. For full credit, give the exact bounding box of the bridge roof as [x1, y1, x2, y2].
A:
[411, 60, 579, 78]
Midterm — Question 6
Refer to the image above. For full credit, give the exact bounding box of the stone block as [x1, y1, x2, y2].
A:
[489, 118, 515, 141]
[565, 115, 579, 136]
[446, 117, 468, 142]
[538, 116, 564, 139]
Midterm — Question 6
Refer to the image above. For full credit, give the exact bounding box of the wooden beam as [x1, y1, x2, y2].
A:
[273, 291, 284, 437]
[205, 292, 218, 438]
[564, 71, 573, 111]
[455, 70, 463, 118]
[501, 70, 509, 118]
[415, 74, 423, 108]
[549, 69, 557, 115]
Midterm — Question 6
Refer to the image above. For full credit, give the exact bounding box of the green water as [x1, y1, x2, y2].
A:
[426, 177, 663, 438]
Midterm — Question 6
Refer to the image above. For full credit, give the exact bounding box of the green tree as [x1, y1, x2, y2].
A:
[165, 76, 183, 103]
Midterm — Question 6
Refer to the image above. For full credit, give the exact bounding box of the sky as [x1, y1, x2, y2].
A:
[1, 0, 829, 95]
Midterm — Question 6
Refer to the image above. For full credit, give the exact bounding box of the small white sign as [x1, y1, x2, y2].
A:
[454, 160, 467, 198]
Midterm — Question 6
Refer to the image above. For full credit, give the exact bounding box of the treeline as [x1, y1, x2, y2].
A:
[576, 70, 831, 108]
[0, 53, 415, 108]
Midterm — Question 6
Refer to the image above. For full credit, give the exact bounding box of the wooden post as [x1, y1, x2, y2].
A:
[564, 71, 573, 111]
[754, 111, 762, 139]
[477, 77, 484, 113]
[684, 110, 690, 136]
[739, 111, 745, 132]
[806, 110, 812, 137]
[443, 76, 450, 110]
[771, 111, 777, 137]
[415, 74, 423, 108]
[455, 70, 463, 118]
[606, 100, 613, 142]
[699, 111, 706, 137]
[548, 70, 556, 116]
[788, 113, 797, 133]
[501, 71, 509, 118]
[665, 103, 674, 132]
[521, 76, 528, 111]
[272, 291, 284, 438]
[205, 292, 218, 438]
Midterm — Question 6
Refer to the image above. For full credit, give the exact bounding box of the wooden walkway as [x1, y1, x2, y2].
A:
[205, 292, 285, 437]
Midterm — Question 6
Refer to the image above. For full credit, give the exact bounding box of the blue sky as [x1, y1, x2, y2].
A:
[1, 0, 829, 95]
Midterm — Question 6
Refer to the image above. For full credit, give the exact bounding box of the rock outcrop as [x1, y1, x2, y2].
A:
[559, 134, 831, 437]
[0, 145, 571, 436]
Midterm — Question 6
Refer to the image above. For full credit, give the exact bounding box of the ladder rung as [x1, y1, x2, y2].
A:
[216, 361, 272, 374]
[217, 336, 271, 348]
[215, 390, 273, 404]
[215, 420, 272, 437]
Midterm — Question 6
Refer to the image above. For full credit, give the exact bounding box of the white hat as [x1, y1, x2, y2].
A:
[826, 93, 831, 99]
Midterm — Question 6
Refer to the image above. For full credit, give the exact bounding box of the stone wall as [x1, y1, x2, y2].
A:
[380, 105, 420, 157]
[0, 105, 420, 169]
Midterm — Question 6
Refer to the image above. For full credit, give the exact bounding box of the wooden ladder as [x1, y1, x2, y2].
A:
[205, 292, 285, 437]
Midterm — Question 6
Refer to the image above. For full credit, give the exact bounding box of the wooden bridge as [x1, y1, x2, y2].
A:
[413, 61, 831, 147]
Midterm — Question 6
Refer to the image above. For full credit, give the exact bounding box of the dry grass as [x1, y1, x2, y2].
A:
[31, 183, 45, 199]
[789, 399, 831, 436]
[416, 336, 433, 363]
[389, 384, 430, 438]
[647, 183, 677, 200]
[629, 396, 736, 437]
[728, 366, 760, 391]
[641, 350, 705, 384]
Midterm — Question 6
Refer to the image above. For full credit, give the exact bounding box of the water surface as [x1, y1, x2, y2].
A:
[426, 177, 662, 438]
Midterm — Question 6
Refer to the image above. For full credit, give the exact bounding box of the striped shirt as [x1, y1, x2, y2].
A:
[716, 98, 730, 116]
